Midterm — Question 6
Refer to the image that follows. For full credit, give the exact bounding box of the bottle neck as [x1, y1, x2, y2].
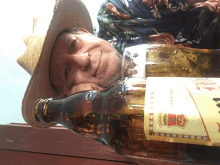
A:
[34, 78, 146, 125]
[34, 98, 62, 124]
[34, 91, 105, 125]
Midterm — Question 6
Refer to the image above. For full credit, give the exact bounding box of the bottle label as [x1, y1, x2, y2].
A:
[144, 77, 220, 146]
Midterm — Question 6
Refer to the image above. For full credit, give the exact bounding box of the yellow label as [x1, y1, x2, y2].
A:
[144, 77, 220, 146]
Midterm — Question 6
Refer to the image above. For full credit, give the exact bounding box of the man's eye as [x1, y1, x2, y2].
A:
[71, 40, 77, 48]
[65, 69, 69, 80]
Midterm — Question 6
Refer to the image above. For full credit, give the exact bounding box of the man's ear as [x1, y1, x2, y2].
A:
[79, 28, 90, 34]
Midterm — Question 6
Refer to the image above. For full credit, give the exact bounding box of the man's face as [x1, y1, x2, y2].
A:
[50, 31, 123, 97]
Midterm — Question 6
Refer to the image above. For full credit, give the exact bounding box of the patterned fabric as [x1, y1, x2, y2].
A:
[194, 0, 220, 13]
[97, 0, 220, 54]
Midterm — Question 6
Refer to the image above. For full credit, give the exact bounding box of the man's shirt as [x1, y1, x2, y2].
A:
[97, 0, 220, 54]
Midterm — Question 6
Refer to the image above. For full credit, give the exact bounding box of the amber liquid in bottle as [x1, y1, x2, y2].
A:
[145, 46, 220, 78]
[34, 77, 220, 164]
[124, 45, 220, 78]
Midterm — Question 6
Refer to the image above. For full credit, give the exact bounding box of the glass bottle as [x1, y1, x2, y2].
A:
[34, 77, 220, 164]
[123, 44, 220, 78]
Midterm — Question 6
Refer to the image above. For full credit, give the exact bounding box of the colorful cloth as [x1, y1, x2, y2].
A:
[97, 0, 220, 54]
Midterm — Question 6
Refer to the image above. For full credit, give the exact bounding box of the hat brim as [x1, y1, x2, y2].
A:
[22, 0, 93, 128]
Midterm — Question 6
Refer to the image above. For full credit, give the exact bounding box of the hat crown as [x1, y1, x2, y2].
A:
[17, 33, 46, 75]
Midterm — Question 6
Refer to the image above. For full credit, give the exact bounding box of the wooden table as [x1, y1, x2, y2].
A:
[0, 123, 210, 165]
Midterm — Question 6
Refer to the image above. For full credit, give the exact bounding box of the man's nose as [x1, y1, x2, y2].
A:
[71, 52, 91, 70]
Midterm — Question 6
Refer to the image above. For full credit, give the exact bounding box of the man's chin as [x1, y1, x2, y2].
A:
[66, 83, 104, 96]
[100, 73, 122, 89]
[97, 49, 123, 88]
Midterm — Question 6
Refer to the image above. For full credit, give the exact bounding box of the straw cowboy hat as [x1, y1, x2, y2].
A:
[17, 0, 93, 128]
